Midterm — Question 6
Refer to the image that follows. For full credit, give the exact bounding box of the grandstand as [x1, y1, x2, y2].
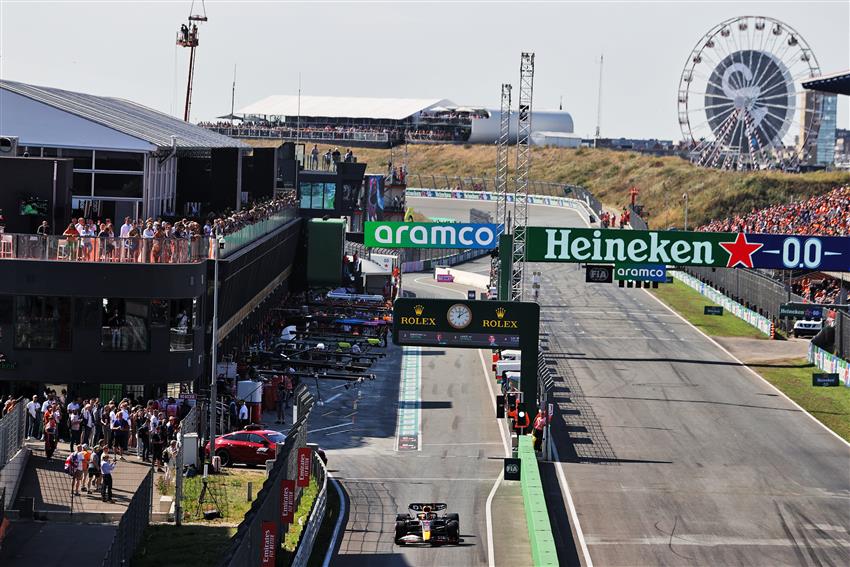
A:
[201, 94, 574, 148]
[699, 185, 849, 305]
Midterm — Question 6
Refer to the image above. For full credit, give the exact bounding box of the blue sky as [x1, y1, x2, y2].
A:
[1, 1, 847, 139]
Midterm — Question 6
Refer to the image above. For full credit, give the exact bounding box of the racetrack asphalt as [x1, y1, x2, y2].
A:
[312, 249, 529, 566]
[411, 195, 850, 566]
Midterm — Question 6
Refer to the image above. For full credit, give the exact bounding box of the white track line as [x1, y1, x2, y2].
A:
[644, 289, 850, 448]
[409, 273, 507, 567]
[322, 478, 347, 567]
[309, 421, 354, 434]
[479, 348, 512, 567]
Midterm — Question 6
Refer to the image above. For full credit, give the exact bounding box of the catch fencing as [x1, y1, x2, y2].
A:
[672, 271, 772, 335]
[0, 399, 25, 474]
[218, 385, 315, 567]
[101, 468, 153, 567]
[684, 266, 804, 323]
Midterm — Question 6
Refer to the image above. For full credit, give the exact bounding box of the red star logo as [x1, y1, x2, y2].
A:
[719, 233, 763, 268]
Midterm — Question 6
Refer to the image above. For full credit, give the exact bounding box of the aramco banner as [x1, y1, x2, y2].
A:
[365, 221, 503, 249]
[526, 227, 850, 271]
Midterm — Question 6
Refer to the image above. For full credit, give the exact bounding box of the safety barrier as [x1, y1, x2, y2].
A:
[518, 435, 558, 566]
[406, 187, 597, 220]
[808, 343, 850, 386]
[101, 468, 153, 567]
[404, 174, 604, 217]
[289, 452, 328, 567]
[671, 270, 773, 336]
[217, 386, 314, 567]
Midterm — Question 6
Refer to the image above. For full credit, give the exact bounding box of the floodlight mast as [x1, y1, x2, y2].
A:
[511, 52, 534, 302]
[491, 83, 512, 295]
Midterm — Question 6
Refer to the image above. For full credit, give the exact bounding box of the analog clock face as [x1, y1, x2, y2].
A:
[447, 303, 473, 329]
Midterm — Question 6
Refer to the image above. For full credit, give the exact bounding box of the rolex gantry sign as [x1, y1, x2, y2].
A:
[393, 299, 538, 349]
[393, 299, 540, 416]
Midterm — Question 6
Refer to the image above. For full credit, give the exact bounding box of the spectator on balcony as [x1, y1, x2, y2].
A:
[310, 144, 319, 169]
[323, 149, 332, 171]
[344, 149, 354, 163]
[331, 148, 341, 170]
[120, 217, 133, 238]
[36, 220, 49, 236]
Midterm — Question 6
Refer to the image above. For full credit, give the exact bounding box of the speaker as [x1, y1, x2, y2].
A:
[0, 136, 19, 156]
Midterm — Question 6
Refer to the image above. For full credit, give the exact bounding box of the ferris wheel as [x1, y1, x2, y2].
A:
[678, 16, 823, 170]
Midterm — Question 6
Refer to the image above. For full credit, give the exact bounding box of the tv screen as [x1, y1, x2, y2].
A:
[20, 196, 48, 216]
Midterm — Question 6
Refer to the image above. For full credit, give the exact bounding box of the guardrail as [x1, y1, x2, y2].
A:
[0, 233, 210, 264]
[405, 187, 598, 222]
[672, 270, 772, 336]
[405, 174, 604, 217]
[221, 209, 297, 258]
[101, 468, 153, 567]
[206, 127, 392, 143]
[290, 451, 328, 567]
[518, 435, 558, 566]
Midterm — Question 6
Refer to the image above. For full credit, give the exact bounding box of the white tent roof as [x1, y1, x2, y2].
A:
[237, 95, 455, 121]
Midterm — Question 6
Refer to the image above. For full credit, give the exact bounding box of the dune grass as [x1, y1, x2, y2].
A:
[350, 145, 849, 228]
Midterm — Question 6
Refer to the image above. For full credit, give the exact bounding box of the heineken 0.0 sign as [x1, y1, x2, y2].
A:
[526, 227, 850, 271]
[365, 221, 503, 249]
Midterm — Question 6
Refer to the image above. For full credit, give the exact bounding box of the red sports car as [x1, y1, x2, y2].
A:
[204, 429, 286, 467]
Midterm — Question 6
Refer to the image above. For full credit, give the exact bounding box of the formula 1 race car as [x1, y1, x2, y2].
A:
[394, 503, 460, 545]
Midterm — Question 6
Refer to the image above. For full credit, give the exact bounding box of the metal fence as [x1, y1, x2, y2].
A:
[218, 385, 315, 567]
[101, 468, 153, 567]
[289, 452, 328, 567]
[207, 126, 391, 144]
[0, 399, 25, 475]
[174, 401, 201, 525]
[405, 173, 604, 217]
[685, 267, 805, 322]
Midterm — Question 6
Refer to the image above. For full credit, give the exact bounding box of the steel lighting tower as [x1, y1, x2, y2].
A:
[511, 52, 534, 302]
[491, 83, 512, 292]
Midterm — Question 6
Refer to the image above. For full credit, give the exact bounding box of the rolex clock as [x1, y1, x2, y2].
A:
[447, 303, 473, 329]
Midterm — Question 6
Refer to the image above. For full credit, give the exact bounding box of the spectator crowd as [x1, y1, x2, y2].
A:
[699, 185, 849, 306]
[698, 186, 850, 237]
[35, 196, 297, 264]
[21, 389, 186, 501]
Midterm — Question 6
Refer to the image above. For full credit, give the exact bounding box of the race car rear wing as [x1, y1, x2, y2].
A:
[409, 503, 447, 511]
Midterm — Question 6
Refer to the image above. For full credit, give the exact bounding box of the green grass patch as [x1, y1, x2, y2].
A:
[283, 478, 320, 551]
[132, 524, 237, 567]
[158, 467, 267, 524]
[751, 358, 850, 442]
[650, 279, 767, 339]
